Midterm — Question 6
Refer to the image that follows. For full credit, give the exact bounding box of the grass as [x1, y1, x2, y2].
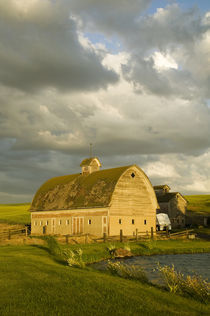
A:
[185, 195, 210, 216]
[0, 244, 209, 316]
[52, 239, 210, 264]
[0, 203, 31, 225]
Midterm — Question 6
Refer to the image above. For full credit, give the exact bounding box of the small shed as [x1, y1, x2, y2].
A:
[154, 190, 187, 228]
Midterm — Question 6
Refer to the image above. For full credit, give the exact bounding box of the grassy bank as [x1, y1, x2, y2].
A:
[59, 239, 210, 264]
[185, 195, 210, 216]
[0, 203, 30, 225]
[0, 244, 209, 316]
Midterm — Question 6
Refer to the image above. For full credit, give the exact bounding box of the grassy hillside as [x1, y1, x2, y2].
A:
[0, 203, 31, 225]
[0, 245, 209, 316]
[185, 195, 210, 216]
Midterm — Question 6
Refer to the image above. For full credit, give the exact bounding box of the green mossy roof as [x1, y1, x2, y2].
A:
[30, 166, 131, 211]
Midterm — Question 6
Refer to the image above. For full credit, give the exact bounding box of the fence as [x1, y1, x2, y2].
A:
[0, 227, 29, 241]
[62, 228, 195, 244]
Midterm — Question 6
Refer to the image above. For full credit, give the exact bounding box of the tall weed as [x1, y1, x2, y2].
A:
[63, 248, 85, 268]
[44, 236, 85, 268]
[107, 260, 148, 283]
[157, 263, 210, 303]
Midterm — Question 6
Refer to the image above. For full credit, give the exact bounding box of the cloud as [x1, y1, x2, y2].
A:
[0, 0, 118, 92]
[0, 1, 210, 202]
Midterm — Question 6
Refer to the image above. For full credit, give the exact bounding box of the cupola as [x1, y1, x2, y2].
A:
[80, 157, 102, 175]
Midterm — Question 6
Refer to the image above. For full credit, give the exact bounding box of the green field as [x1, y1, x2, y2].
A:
[185, 195, 210, 216]
[0, 203, 31, 225]
[0, 244, 209, 316]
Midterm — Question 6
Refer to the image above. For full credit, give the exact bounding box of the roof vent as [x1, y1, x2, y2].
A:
[80, 157, 101, 175]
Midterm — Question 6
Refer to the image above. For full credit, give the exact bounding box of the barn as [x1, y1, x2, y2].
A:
[154, 185, 187, 228]
[30, 158, 158, 236]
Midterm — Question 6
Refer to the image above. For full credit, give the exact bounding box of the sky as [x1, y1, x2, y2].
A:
[0, 0, 210, 203]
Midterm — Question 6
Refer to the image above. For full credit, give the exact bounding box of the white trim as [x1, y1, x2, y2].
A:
[102, 216, 108, 234]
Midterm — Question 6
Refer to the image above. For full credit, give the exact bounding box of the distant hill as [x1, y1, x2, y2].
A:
[185, 195, 210, 216]
[0, 203, 31, 225]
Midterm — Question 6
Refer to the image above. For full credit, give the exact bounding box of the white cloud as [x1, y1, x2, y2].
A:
[152, 51, 178, 71]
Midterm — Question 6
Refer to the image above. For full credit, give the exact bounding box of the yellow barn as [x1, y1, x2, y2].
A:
[30, 158, 158, 237]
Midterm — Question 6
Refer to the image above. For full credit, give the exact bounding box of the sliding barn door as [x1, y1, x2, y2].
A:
[72, 217, 84, 235]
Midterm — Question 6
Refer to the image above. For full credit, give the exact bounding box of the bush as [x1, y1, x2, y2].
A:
[157, 263, 210, 303]
[63, 248, 85, 268]
[107, 260, 148, 283]
[44, 236, 62, 256]
[106, 244, 117, 258]
[44, 236, 85, 268]
[123, 243, 131, 252]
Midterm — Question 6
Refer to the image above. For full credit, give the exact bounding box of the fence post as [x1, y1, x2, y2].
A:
[120, 229, 123, 242]
[151, 227, 154, 239]
[65, 235, 69, 244]
[136, 228, 138, 241]
[103, 232, 107, 243]
[166, 227, 169, 238]
[25, 227, 28, 237]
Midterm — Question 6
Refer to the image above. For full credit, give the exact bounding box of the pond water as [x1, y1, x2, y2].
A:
[91, 253, 210, 284]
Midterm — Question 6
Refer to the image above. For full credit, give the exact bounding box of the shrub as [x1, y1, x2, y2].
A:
[44, 236, 85, 268]
[157, 263, 210, 303]
[63, 248, 85, 268]
[107, 244, 117, 257]
[107, 260, 148, 283]
[123, 243, 131, 252]
[44, 236, 62, 256]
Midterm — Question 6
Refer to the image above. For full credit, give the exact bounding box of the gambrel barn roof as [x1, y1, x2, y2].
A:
[157, 192, 187, 203]
[153, 185, 171, 190]
[31, 165, 132, 211]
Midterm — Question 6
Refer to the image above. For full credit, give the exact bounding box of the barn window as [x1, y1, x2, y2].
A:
[144, 220, 147, 225]
[46, 220, 49, 226]
[34, 221, 37, 226]
[66, 220, 69, 225]
[40, 221, 43, 226]
[132, 219, 135, 224]
[131, 173, 135, 178]
[88, 219, 91, 225]
[119, 219, 122, 224]
[59, 220, 62, 225]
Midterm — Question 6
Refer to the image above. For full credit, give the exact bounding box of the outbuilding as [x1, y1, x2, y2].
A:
[30, 158, 158, 236]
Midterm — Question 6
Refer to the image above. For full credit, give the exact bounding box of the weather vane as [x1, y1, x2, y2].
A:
[89, 143, 93, 158]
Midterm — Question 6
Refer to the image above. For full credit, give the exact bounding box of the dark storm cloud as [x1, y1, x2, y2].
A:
[0, 0, 210, 202]
[69, 0, 151, 35]
[0, 0, 118, 92]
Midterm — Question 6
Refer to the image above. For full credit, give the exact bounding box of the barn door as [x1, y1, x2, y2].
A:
[72, 217, 84, 235]
[102, 216, 107, 234]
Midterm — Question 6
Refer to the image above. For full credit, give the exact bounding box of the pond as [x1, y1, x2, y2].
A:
[91, 253, 210, 284]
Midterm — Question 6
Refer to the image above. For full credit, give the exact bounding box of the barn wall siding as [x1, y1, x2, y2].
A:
[31, 208, 108, 236]
[109, 167, 157, 233]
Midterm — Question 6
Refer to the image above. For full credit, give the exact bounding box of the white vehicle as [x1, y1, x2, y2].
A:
[156, 213, 171, 231]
